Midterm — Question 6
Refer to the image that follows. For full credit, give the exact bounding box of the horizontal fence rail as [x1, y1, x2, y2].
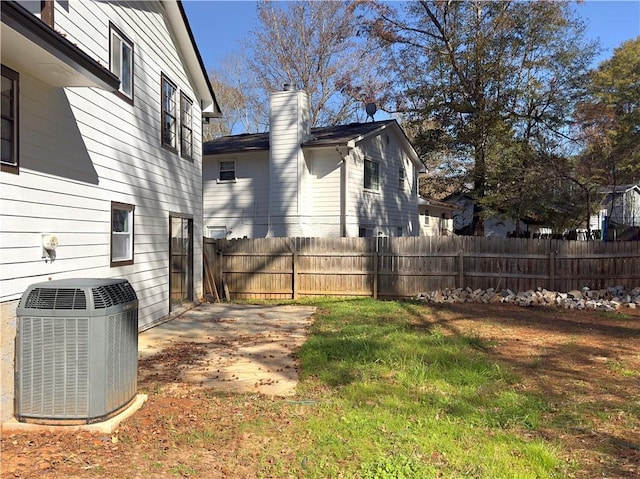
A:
[203, 237, 640, 300]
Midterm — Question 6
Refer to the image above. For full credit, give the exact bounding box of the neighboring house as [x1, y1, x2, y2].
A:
[203, 86, 423, 238]
[418, 196, 460, 236]
[444, 193, 529, 237]
[598, 184, 640, 227]
[0, 1, 220, 421]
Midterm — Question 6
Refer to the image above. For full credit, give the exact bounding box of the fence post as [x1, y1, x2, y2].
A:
[549, 251, 555, 291]
[458, 250, 464, 289]
[373, 238, 379, 299]
[292, 248, 298, 300]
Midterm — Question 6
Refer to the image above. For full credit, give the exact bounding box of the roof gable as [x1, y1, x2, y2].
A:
[203, 119, 422, 166]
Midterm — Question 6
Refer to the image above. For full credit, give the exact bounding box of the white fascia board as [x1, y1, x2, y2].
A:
[163, 1, 221, 117]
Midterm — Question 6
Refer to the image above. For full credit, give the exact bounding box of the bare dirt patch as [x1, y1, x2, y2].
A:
[1, 303, 638, 478]
[420, 303, 640, 479]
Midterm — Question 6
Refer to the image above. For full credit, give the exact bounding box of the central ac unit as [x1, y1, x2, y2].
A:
[15, 278, 138, 424]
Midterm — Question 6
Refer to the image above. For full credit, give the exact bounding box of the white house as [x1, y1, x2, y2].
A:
[599, 184, 640, 227]
[203, 86, 423, 238]
[444, 193, 529, 237]
[417, 196, 460, 236]
[0, 0, 220, 422]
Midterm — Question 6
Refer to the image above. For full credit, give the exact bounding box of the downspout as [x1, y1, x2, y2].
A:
[337, 146, 348, 237]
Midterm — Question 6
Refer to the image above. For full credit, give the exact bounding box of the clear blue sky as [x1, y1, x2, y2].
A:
[183, 0, 640, 74]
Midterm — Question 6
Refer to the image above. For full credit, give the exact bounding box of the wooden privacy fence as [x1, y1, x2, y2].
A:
[203, 236, 640, 300]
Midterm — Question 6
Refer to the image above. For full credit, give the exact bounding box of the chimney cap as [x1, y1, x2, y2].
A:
[283, 83, 294, 91]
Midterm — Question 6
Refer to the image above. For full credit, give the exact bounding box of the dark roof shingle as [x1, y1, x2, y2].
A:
[203, 120, 396, 155]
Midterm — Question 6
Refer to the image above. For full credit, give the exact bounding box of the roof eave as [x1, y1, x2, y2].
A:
[1, 1, 119, 90]
[165, 1, 222, 117]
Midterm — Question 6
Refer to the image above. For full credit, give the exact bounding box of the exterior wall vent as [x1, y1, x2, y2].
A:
[15, 278, 138, 424]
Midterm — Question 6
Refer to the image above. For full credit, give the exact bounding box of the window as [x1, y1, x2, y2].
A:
[180, 93, 193, 160]
[206, 226, 227, 239]
[111, 202, 134, 266]
[423, 210, 430, 226]
[364, 158, 379, 191]
[110, 23, 134, 100]
[1, 65, 19, 174]
[359, 227, 374, 238]
[399, 167, 405, 190]
[219, 160, 236, 181]
[161, 74, 177, 150]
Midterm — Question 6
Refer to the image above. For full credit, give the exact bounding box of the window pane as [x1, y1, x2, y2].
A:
[111, 35, 121, 77]
[121, 43, 132, 96]
[112, 209, 129, 232]
[219, 161, 235, 180]
[112, 233, 130, 261]
[1, 139, 12, 163]
[365, 160, 379, 190]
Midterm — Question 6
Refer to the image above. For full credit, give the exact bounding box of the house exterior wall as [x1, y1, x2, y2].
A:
[203, 152, 270, 239]
[418, 206, 455, 236]
[345, 130, 419, 237]
[1, 1, 206, 421]
[607, 187, 640, 226]
[303, 149, 342, 236]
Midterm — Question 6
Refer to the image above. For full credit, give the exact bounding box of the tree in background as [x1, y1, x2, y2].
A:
[576, 36, 640, 187]
[244, 0, 388, 129]
[356, 0, 597, 233]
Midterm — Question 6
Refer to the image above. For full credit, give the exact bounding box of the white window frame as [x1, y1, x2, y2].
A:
[109, 23, 133, 101]
[219, 160, 236, 182]
[111, 202, 134, 266]
[399, 167, 406, 190]
[364, 158, 379, 191]
[206, 226, 227, 239]
[423, 210, 430, 226]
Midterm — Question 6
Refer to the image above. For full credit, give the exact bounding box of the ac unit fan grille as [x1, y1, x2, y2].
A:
[92, 282, 137, 309]
[23, 288, 87, 310]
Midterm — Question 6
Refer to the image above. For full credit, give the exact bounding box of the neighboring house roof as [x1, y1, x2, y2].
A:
[418, 196, 463, 211]
[599, 184, 639, 195]
[204, 119, 423, 167]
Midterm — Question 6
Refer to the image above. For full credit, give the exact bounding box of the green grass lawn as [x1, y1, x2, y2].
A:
[245, 298, 567, 479]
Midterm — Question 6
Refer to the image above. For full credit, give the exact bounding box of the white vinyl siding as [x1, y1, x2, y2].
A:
[346, 130, 419, 237]
[0, 1, 204, 329]
[203, 153, 270, 239]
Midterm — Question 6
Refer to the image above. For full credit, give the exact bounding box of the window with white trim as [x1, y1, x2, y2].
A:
[423, 210, 430, 226]
[364, 158, 379, 191]
[110, 23, 134, 101]
[399, 167, 405, 190]
[111, 202, 134, 265]
[219, 160, 236, 181]
[206, 226, 227, 239]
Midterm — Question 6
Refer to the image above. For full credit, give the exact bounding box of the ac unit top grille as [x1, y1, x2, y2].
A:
[23, 288, 87, 310]
[92, 282, 137, 309]
[19, 278, 138, 312]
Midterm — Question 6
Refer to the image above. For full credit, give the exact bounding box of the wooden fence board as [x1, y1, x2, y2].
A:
[205, 237, 640, 300]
